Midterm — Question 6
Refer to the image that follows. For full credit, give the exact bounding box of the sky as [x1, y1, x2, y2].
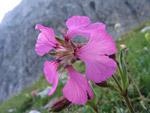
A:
[0, 0, 21, 23]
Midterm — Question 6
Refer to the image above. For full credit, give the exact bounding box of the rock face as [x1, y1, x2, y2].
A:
[0, 0, 150, 102]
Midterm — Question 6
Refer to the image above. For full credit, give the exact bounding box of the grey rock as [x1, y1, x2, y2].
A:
[28, 110, 41, 113]
[8, 108, 16, 113]
[37, 86, 52, 98]
[0, 0, 150, 102]
[144, 47, 148, 51]
[141, 26, 150, 33]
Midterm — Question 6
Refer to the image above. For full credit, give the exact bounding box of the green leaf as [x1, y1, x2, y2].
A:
[92, 85, 98, 104]
[86, 101, 98, 113]
[85, 84, 98, 112]
[119, 49, 129, 90]
[108, 82, 120, 92]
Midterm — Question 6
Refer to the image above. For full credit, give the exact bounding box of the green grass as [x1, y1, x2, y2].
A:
[116, 22, 150, 97]
[0, 20, 150, 113]
[0, 76, 64, 113]
[114, 23, 150, 112]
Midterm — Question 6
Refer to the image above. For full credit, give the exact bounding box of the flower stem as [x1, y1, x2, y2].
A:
[112, 75, 135, 113]
[112, 75, 123, 92]
[123, 95, 135, 113]
[118, 63, 123, 78]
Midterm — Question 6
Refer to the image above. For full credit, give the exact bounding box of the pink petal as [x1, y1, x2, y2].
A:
[77, 29, 117, 56]
[35, 24, 57, 56]
[66, 16, 90, 39]
[76, 29, 117, 83]
[67, 22, 106, 39]
[48, 74, 59, 95]
[80, 56, 117, 83]
[44, 61, 59, 95]
[63, 66, 93, 104]
[66, 16, 91, 30]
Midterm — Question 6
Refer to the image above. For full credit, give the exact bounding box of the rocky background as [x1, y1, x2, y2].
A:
[0, 0, 150, 103]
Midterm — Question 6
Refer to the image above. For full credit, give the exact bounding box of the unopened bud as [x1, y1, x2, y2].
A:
[120, 44, 127, 50]
[49, 97, 71, 112]
[95, 81, 108, 88]
[140, 100, 147, 110]
[141, 12, 144, 15]
[30, 90, 37, 95]
[145, 32, 150, 43]
[114, 23, 121, 29]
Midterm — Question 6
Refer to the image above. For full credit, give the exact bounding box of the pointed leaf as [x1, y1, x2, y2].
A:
[119, 49, 128, 90]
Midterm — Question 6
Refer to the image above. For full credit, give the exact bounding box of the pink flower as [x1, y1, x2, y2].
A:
[35, 16, 117, 104]
[31, 90, 37, 95]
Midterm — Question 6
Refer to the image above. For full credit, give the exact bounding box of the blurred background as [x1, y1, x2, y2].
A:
[0, 0, 150, 113]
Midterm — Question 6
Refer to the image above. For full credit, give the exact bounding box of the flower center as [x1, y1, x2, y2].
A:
[49, 38, 79, 70]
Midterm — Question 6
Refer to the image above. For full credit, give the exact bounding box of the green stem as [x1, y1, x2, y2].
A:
[112, 75, 123, 92]
[117, 63, 126, 89]
[112, 75, 135, 113]
[123, 95, 135, 113]
[118, 63, 123, 78]
[74, 105, 80, 113]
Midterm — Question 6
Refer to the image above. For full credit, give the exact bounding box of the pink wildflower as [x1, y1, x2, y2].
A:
[35, 16, 117, 104]
[31, 90, 37, 95]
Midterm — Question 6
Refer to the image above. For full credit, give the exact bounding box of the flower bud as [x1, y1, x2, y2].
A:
[120, 44, 127, 50]
[49, 97, 71, 112]
[145, 32, 150, 43]
[114, 23, 121, 29]
[30, 90, 37, 95]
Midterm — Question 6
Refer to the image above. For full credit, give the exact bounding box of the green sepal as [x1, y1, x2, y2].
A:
[49, 108, 54, 112]
[48, 51, 62, 56]
[55, 37, 66, 45]
[57, 63, 65, 71]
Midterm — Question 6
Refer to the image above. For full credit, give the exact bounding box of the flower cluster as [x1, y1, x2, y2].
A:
[35, 16, 117, 104]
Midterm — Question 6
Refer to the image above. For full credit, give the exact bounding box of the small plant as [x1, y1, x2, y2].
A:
[18, 97, 34, 112]
[34, 16, 150, 113]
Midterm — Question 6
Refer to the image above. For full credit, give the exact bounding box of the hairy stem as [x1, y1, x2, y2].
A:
[112, 75, 135, 113]
[123, 95, 135, 113]
[112, 75, 123, 92]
